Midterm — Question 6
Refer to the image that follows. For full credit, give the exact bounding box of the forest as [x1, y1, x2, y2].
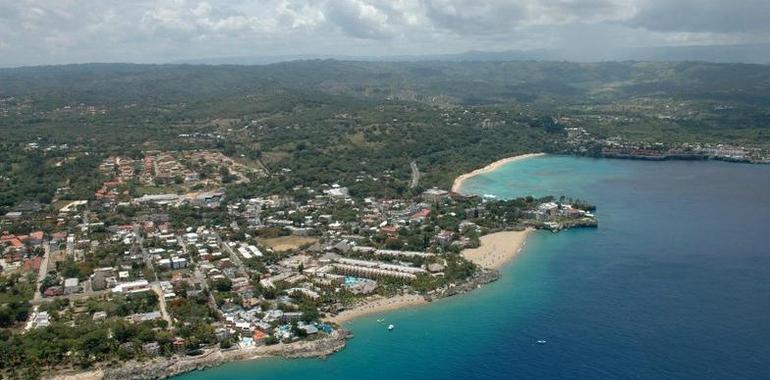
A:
[1, 60, 769, 211]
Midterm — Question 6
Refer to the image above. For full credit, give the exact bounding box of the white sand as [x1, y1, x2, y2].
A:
[451, 153, 545, 193]
[325, 294, 427, 325]
[462, 229, 534, 269]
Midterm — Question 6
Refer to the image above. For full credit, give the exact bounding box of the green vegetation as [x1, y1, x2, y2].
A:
[0, 60, 767, 379]
[2, 60, 769, 211]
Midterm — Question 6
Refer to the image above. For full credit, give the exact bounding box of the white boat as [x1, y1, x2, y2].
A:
[537, 340, 547, 344]
[388, 324, 395, 331]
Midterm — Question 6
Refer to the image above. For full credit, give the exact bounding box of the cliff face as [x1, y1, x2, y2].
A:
[100, 330, 350, 380]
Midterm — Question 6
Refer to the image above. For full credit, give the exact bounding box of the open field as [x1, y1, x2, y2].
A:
[261, 236, 319, 252]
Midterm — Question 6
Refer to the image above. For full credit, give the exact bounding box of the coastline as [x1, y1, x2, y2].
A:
[325, 294, 427, 325]
[451, 153, 545, 193]
[52, 156, 540, 380]
[51, 330, 350, 380]
[48, 230, 530, 380]
[462, 229, 534, 270]
[327, 228, 535, 325]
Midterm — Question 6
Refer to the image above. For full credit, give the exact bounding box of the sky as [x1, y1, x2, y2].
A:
[0, 0, 769, 67]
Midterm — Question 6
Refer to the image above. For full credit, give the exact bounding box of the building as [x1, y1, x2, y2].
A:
[31, 311, 50, 329]
[538, 202, 559, 215]
[252, 330, 268, 346]
[171, 257, 188, 269]
[422, 188, 449, 203]
[410, 208, 431, 223]
[332, 258, 426, 280]
[112, 279, 151, 294]
[63, 278, 80, 294]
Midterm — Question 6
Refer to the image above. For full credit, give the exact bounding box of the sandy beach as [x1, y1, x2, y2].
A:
[451, 153, 545, 193]
[462, 229, 534, 270]
[325, 294, 427, 325]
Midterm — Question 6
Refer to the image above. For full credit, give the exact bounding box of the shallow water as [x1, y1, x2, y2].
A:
[179, 156, 770, 379]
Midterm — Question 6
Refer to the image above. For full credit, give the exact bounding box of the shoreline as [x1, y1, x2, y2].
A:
[53, 156, 541, 380]
[326, 228, 535, 325]
[51, 330, 350, 380]
[50, 227, 530, 380]
[325, 294, 428, 325]
[462, 229, 534, 270]
[451, 153, 545, 193]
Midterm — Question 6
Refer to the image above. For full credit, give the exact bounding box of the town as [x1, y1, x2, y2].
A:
[0, 149, 597, 378]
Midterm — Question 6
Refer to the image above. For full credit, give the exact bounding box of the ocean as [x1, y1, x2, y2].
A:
[178, 156, 770, 379]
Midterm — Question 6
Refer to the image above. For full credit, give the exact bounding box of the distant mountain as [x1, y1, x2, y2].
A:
[4, 60, 770, 110]
[175, 44, 770, 66]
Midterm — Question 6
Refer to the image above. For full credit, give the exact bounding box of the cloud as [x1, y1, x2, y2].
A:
[0, 0, 768, 67]
[421, 0, 633, 35]
[324, 0, 393, 39]
[628, 0, 770, 33]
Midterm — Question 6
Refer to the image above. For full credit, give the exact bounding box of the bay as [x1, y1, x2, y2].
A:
[180, 156, 770, 379]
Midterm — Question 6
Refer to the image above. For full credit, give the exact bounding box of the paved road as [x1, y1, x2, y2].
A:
[410, 160, 420, 189]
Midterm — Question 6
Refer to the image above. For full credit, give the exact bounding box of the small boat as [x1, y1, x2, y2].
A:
[377, 319, 384, 323]
[388, 324, 395, 331]
[537, 340, 547, 344]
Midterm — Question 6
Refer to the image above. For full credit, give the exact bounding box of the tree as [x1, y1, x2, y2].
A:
[212, 278, 232, 292]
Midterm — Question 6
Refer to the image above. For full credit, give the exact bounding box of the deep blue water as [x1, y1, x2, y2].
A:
[180, 156, 770, 379]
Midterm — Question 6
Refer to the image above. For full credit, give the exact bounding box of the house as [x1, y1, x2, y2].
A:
[252, 330, 268, 346]
[63, 278, 80, 294]
[31, 311, 50, 328]
[44, 287, 63, 297]
[380, 225, 399, 236]
[28, 231, 44, 245]
[538, 202, 559, 215]
[22, 257, 42, 272]
[172, 337, 187, 353]
[410, 208, 431, 223]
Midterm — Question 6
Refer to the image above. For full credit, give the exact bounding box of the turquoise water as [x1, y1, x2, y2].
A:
[460, 155, 631, 199]
[180, 156, 770, 379]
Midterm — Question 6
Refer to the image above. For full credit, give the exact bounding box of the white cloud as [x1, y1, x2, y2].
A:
[0, 0, 768, 66]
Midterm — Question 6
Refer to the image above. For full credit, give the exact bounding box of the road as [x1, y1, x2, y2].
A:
[410, 160, 420, 189]
[179, 235, 219, 311]
[32, 242, 51, 303]
[152, 283, 174, 327]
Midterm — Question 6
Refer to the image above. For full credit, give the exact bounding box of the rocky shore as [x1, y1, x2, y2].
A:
[52, 257, 507, 380]
[426, 269, 501, 301]
[52, 330, 350, 380]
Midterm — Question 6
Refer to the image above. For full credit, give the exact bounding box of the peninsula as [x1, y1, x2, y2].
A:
[1, 148, 596, 380]
[4, 60, 767, 380]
